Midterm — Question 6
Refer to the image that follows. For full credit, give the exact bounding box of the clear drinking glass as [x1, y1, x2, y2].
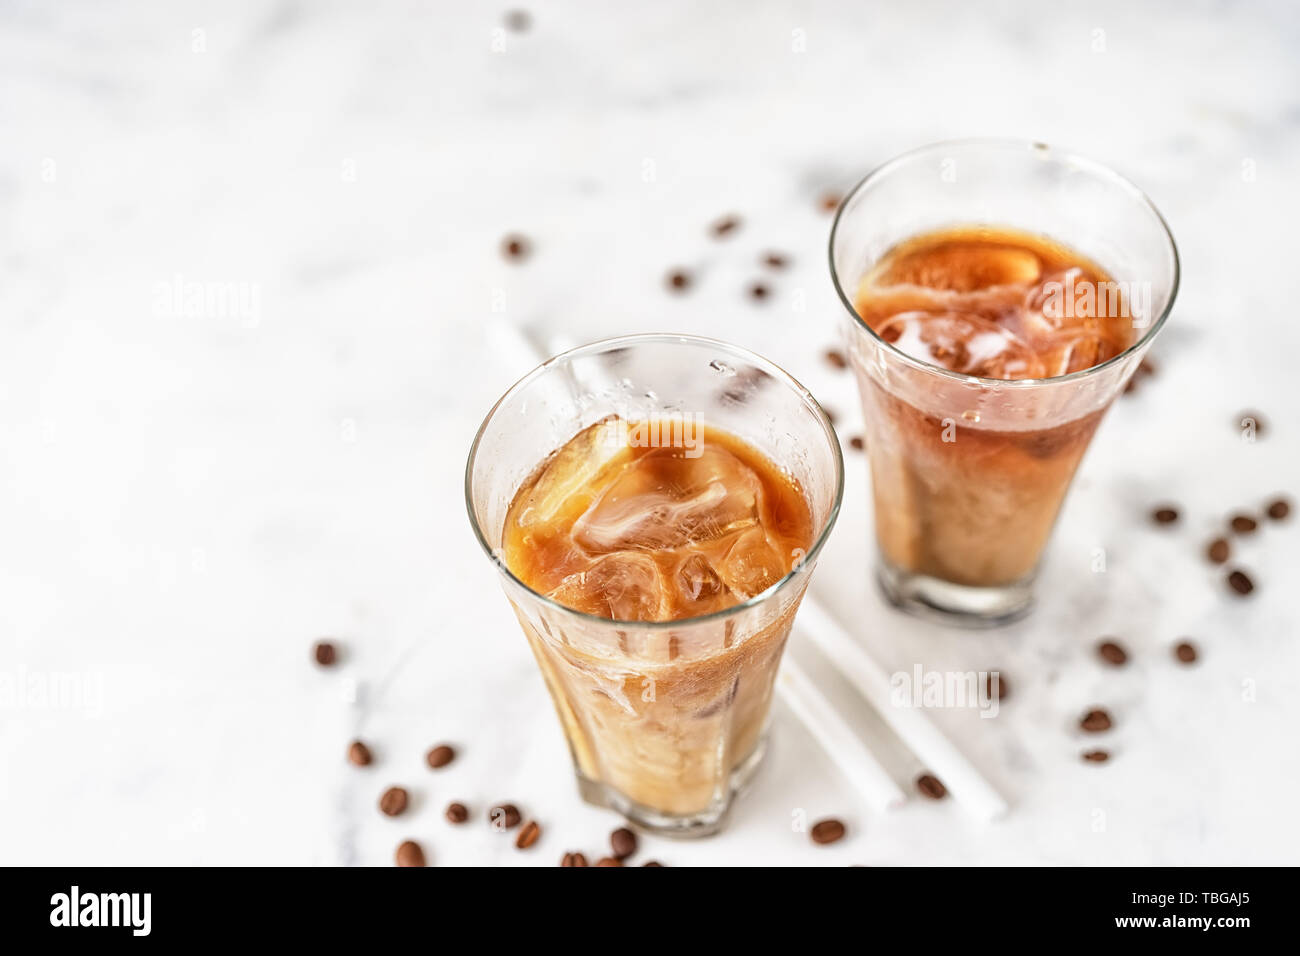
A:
[830, 140, 1179, 624]
[466, 334, 843, 835]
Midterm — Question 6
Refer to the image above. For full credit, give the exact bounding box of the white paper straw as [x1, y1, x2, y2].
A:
[795, 596, 1009, 822]
[777, 660, 906, 813]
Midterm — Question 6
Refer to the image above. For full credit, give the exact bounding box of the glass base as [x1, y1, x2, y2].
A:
[876, 559, 1033, 627]
[574, 735, 768, 838]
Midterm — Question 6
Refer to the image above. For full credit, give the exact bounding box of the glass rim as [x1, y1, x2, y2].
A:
[827, 137, 1181, 389]
[464, 332, 845, 631]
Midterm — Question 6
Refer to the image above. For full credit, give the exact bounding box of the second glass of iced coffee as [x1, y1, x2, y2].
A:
[831, 140, 1179, 624]
[467, 335, 842, 835]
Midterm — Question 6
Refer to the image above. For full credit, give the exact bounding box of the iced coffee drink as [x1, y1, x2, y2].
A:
[467, 336, 842, 834]
[831, 141, 1178, 623]
[853, 227, 1133, 588]
[502, 419, 812, 818]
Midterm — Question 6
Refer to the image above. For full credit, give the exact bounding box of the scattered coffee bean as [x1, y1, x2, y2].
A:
[1206, 537, 1230, 564]
[595, 857, 623, 867]
[1097, 641, 1128, 666]
[445, 802, 468, 824]
[1082, 750, 1110, 763]
[848, 435, 865, 452]
[986, 672, 1009, 700]
[819, 193, 842, 213]
[1236, 410, 1266, 437]
[379, 786, 409, 816]
[1151, 506, 1179, 525]
[1266, 497, 1291, 520]
[1227, 569, 1255, 596]
[762, 252, 789, 269]
[1230, 514, 1258, 534]
[313, 640, 337, 666]
[916, 774, 947, 800]
[610, 827, 637, 860]
[642, 860, 664, 867]
[504, 9, 531, 32]
[501, 233, 531, 262]
[1080, 708, 1112, 733]
[810, 818, 846, 844]
[1138, 358, 1157, 377]
[488, 803, 522, 830]
[425, 744, 455, 769]
[347, 740, 372, 766]
[1174, 641, 1198, 664]
[711, 214, 740, 237]
[561, 851, 588, 867]
[823, 407, 837, 426]
[516, 820, 541, 849]
[666, 269, 691, 292]
[395, 840, 425, 867]
[824, 348, 848, 369]
[749, 281, 769, 301]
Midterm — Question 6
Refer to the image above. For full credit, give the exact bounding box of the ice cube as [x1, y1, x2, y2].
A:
[675, 552, 727, 603]
[546, 551, 670, 621]
[513, 418, 633, 528]
[571, 445, 761, 553]
[876, 242, 1041, 292]
[878, 311, 1045, 379]
[716, 527, 786, 599]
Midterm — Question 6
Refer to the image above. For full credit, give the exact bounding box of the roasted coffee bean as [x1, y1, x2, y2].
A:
[561, 852, 588, 867]
[1097, 641, 1128, 666]
[1230, 514, 1258, 534]
[1080, 708, 1112, 733]
[666, 269, 691, 292]
[1174, 641, 1198, 664]
[313, 640, 337, 666]
[395, 840, 425, 867]
[347, 740, 372, 766]
[749, 282, 769, 301]
[642, 860, 664, 867]
[379, 786, 409, 816]
[824, 349, 848, 369]
[1082, 750, 1110, 763]
[916, 774, 947, 799]
[595, 857, 623, 867]
[819, 193, 842, 213]
[711, 215, 740, 237]
[488, 803, 522, 830]
[986, 672, 1009, 700]
[445, 802, 468, 824]
[501, 234, 530, 261]
[610, 827, 637, 860]
[848, 435, 865, 452]
[1138, 358, 1157, 377]
[1266, 497, 1291, 520]
[1227, 569, 1255, 596]
[425, 744, 455, 769]
[1152, 506, 1179, 525]
[504, 9, 531, 32]
[810, 818, 846, 844]
[516, 820, 541, 849]
[1206, 537, 1230, 564]
[762, 252, 789, 269]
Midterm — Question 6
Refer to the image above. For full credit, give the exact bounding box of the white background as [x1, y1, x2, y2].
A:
[1, 0, 1297, 865]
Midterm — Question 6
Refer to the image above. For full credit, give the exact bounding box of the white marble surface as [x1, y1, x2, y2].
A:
[2, 0, 1298, 866]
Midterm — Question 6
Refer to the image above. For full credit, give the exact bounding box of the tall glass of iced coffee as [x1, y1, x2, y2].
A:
[466, 335, 842, 835]
[831, 141, 1178, 624]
